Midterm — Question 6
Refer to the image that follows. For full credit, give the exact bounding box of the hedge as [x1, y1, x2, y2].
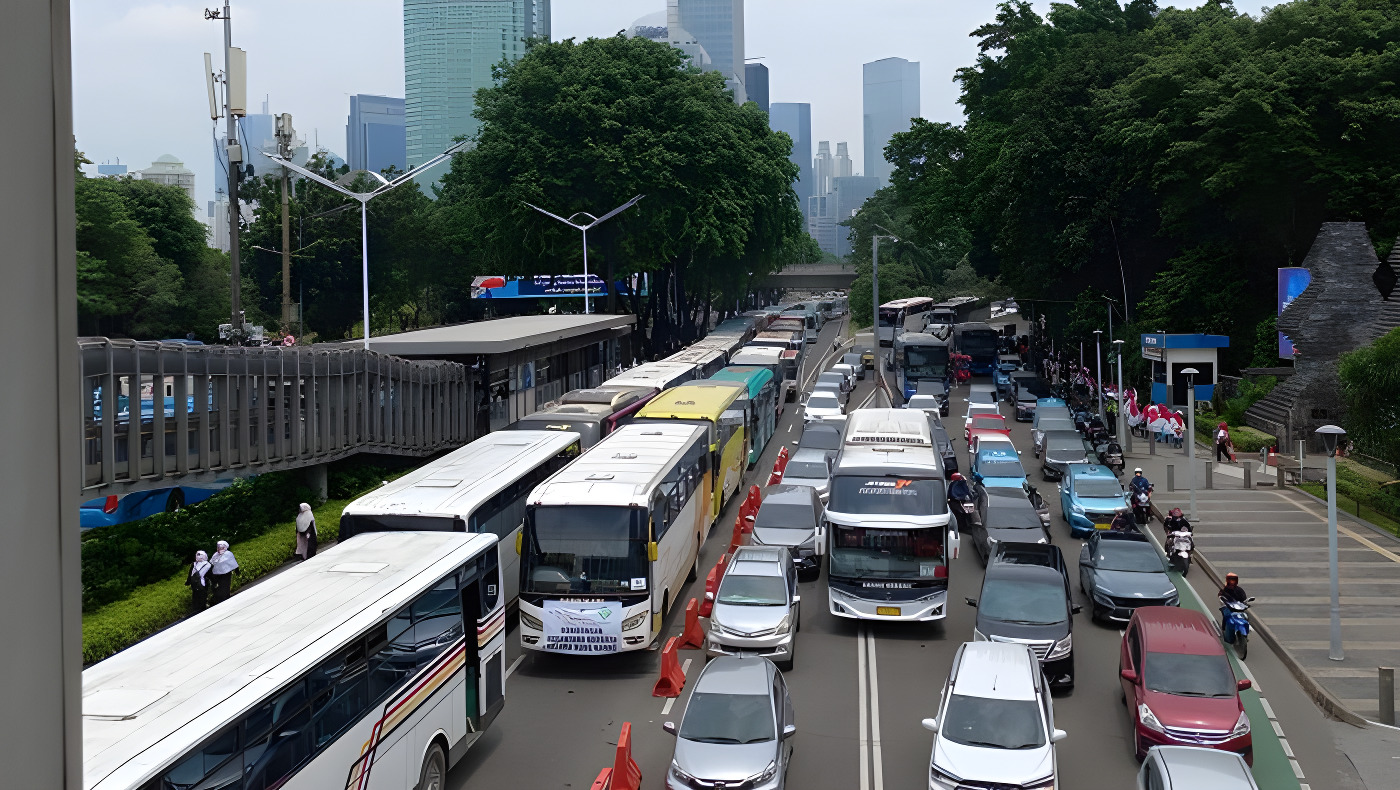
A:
[82, 494, 355, 664]
[1193, 407, 1275, 455]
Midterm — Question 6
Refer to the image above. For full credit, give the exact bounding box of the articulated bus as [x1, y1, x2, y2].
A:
[518, 423, 711, 654]
[340, 430, 582, 607]
[635, 382, 748, 519]
[826, 409, 957, 622]
[952, 321, 1002, 376]
[663, 344, 730, 380]
[709, 365, 778, 465]
[602, 360, 699, 392]
[84, 532, 505, 790]
[893, 332, 952, 401]
[878, 297, 936, 346]
[507, 386, 657, 448]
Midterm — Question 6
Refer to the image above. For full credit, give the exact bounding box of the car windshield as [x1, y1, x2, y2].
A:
[679, 692, 776, 744]
[754, 502, 815, 528]
[522, 506, 648, 595]
[808, 393, 840, 409]
[1145, 652, 1237, 698]
[1046, 438, 1086, 455]
[783, 460, 828, 480]
[1095, 542, 1165, 572]
[971, 417, 1005, 430]
[979, 577, 1067, 625]
[717, 574, 788, 606]
[903, 346, 948, 378]
[969, 391, 997, 405]
[940, 694, 1046, 750]
[819, 373, 844, 384]
[908, 396, 941, 410]
[1036, 419, 1075, 434]
[1073, 479, 1125, 498]
[800, 428, 841, 451]
[978, 456, 1024, 479]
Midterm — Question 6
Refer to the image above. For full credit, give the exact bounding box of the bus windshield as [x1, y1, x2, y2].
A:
[522, 506, 650, 595]
[879, 307, 903, 327]
[829, 476, 947, 516]
[959, 332, 999, 358]
[829, 524, 946, 580]
[903, 345, 949, 379]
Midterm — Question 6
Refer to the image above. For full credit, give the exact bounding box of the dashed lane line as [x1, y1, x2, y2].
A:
[658, 658, 694, 717]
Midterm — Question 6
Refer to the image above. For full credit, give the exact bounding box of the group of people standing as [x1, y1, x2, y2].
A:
[183, 503, 319, 616]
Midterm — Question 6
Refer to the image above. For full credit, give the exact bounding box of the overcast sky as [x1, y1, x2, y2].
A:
[72, 0, 1269, 215]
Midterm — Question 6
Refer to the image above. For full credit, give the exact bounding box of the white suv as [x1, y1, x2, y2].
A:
[921, 641, 1065, 790]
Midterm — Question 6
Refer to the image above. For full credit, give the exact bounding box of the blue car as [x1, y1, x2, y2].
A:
[1036, 397, 1067, 410]
[80, 483, 229, 528]
[1058, 463, 1130, 537]
[970, 440, 1028, 489]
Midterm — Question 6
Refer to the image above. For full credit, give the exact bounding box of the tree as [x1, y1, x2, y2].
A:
[1339, 326, 1400, 466]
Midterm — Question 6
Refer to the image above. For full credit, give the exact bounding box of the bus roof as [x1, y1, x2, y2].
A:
[602, 361, 697, 389]
[342, 429, 580, 519]
[833, 443, 943, 478]
[664, 345, 728, 365]
[83, 532, 495, 790]
[711, 366, 775, 397]
[895, 332, 949, 347]
[880, 297, 935, 310]
[639, 383, 744, 420]
[529, 423, 709, 509]
[560, 386, 657, 410]
[732, 345, 785, 362]
[842, 408, 933, 447]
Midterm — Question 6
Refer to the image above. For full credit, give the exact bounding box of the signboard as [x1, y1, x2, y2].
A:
[541, 600, 623, 654]
[470, 274, 646, 300]
[1142, 346, 1163, 361]
[1277, 267, 1311, 359]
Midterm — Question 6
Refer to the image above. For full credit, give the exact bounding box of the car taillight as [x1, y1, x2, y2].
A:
[102, 495, 120, 514]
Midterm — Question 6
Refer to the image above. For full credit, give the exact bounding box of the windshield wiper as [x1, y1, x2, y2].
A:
[959, 739, 1011, 749]
[687, 736, 743, 744]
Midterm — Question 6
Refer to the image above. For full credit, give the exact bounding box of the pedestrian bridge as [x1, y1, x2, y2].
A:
[80, 338, 474, 498]
[763, 263, 857, 291]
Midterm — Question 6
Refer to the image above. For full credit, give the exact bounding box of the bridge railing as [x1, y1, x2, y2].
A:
[79, 338, 474, 497]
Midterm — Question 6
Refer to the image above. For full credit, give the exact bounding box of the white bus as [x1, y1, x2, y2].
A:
[339, 430, 582, 607]
[518, 423, 711, 654]
[878, 297, 936, 346]
[662, 343, 730, 380]
[601, 360, 699, 392]
[827, 409, 957, 622]
[83, 532, 505, 790]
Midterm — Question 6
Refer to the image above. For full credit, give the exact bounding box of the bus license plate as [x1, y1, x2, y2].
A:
[877, 606, 901, 617]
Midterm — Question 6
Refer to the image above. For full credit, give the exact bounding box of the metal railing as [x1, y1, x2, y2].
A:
[79, 338, 474, 497]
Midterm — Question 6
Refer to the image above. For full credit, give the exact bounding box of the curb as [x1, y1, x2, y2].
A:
[1151, 501, 1370, 727]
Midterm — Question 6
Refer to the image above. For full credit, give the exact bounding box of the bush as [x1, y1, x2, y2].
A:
[1194, 406, 1275, 455]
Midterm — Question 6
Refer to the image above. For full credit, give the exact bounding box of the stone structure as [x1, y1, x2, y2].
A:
[1246, 222, 1397, 450]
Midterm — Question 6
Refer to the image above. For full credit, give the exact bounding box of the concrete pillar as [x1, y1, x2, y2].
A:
[0, 1, 82, 786]
[1244, 465, 1253, 489]
[1204, 461, 1214, 489]
[304, 463, 329, 505]
[1166, 465, 1175, 492]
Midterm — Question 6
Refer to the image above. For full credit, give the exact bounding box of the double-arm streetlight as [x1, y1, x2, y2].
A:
[524, 195, 645, 315]
[264, 142, 468, 349]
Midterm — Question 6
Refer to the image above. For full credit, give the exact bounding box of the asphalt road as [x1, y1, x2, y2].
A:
[447, 320, 1331, 790]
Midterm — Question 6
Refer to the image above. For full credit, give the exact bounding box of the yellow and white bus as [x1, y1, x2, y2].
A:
[635, 382, 748, 520]
[518, 423, 711, 653]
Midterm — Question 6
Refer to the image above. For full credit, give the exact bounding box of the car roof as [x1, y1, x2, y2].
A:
[762, 484, 820, 506]
[694, 656, 775, 695]
[952, 642, 1040, 701]
[1093, 530, 1150, 543]
[1153, 746, 1255, 787]
[1067, 463, 1119, 480]
[729, 546, 788, 573]
[786, 448, 830, 465]
[1133, 607, 1225, 655]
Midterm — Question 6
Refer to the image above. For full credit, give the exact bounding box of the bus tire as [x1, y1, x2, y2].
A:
[165, 489, 185, 513]
[416, 741, 447, 790]
[687, 539, 700, 583]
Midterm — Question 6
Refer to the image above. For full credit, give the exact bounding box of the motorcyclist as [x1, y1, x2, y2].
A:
[1219, 571, 1249, 633]
[947, 472, 975, 504]
[1162, 507, 1192, 536]
[1109, 507, 1137, 533]
[1129, 468, 1153, 496]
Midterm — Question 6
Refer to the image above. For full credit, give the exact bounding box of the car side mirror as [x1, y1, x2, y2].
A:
[1071, 604, 1082, 614]
[1246, 597, 1256, 603]
[1120, 669, 1138, 684]
[662, 721, 677, 735]
[782, 723, 797, 738]
[1051, 728, 1068, 744]
[1237, 679, 1252, 691]
[965, 597, 977, 607]
[921, 717, 939, 733]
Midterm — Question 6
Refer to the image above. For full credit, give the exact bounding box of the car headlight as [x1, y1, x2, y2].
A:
[519, 610, 543, 631]
[1231, 710, 1251, 737]
[748, 760, 778, 784]
[670, 760, 697, 783]
[1091, 588, 1115, 606]
[1046, 633, 1072, 660]
[1138, 703, 1165, 733]
[622, 611, 648, 631]
[929, 763, 962, 790]
[1024, 775, 1056, 790]
[1070, 502, 1085, 515]
[774, 614, 793, 635]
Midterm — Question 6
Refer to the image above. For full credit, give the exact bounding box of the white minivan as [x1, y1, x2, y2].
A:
[921, 641, 1065, 790]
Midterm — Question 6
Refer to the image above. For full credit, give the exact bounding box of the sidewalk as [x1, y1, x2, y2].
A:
[1125, 439, 1400, 725]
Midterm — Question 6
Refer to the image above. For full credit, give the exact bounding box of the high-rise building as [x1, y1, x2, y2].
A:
[136, 155, 196, 205]
[404, 0, 551, 168]
[806, 193, 837, 256]
[812, 141, 833, 198]
[832, 175, 880, 257]
[863, 57, 920, 186]
[769, 102, 811, 204]
[744, 62, 769, 114]
[669, 0, 746, 104]
[347, 95, 407, 175]
[834, 142, 853, 180]
[96, 162, 127, 177]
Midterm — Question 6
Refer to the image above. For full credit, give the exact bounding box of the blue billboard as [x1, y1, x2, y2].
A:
[470, 274, 646, 300]
[1277, 267, 1310, 359]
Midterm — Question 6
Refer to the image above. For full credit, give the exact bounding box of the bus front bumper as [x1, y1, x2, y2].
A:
[828, 588, 947, 621]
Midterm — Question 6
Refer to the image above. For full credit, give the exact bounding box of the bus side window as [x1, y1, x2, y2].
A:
[478, 552, 501, 616]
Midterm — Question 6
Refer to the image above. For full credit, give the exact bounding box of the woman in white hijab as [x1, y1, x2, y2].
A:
[185, 550, 212, 614]
[209, 540, 239, 604]
[295, 502, 318, 560]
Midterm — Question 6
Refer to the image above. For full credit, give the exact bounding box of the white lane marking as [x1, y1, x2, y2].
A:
[661, 696, 676, 716]
[506, 653, 525, 679]
[1280, 737, 1294, 758]
[866, 629, 885, 790]
[1272, 720, 1285, 737]
[1291, 759, 1305, 779]
[857, 624, 870, 790]
[1260, 698, 1276, 719]
[682, 658, 693, 675]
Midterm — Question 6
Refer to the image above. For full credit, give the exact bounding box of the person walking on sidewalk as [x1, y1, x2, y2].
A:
[209, 540, 239, 604]
[295, 502, 318, 560]
[1215, 422, 1232, 463]
[185, 550, 211, 615]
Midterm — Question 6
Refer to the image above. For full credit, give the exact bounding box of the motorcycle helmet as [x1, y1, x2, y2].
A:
[1134, 467, 1143, 474]
[1225, 572, 1239, 584]
[949, 472, 964, 481]
[1169, 508, 1183, 518]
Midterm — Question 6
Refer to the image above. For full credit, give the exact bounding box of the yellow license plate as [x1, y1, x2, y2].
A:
[876, 606, 901, 616]
[1094, 522, 1112, 530]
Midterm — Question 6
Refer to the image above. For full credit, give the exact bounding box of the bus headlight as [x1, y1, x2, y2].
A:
[519, 611, 543, 631]
[622, 611, 648, 631]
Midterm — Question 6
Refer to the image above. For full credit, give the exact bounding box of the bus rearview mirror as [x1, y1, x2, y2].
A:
[515, 532, 523, 556]
[648, 541, 659, 562]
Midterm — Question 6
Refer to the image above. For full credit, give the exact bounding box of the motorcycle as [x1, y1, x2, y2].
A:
[1132, 489, 1153, 525]
[1220, 597, 1255, 660]
[1025, 485, 1051, 528]
[1099, 441, 1125, 475]
[1166, 529, 1194, 575]
[949, 496, 981, 532]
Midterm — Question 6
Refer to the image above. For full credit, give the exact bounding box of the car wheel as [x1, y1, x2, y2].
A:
[687, 539, 700, 583]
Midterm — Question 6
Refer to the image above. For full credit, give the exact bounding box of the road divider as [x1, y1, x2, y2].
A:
[591, 721, 642, 790]
[653, 637, 686, 697]
[700, 554, 729, 617]
[678, 598, 705, 649]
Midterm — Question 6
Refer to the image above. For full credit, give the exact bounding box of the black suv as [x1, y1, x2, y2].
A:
[966, 542, 1080, 691]
[968, 487, 1052, 562]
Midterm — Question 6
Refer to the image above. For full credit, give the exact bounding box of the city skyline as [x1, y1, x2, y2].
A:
[71, 1, 1271, 217]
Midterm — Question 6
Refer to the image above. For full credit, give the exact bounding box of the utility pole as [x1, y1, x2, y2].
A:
[275, 113, 295, 331]
[205, 3, 246, 334]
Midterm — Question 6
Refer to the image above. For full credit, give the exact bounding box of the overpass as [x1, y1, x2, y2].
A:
[762, 263, 857, 291]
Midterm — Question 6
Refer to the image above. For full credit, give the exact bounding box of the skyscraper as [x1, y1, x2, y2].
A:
[347, 95, 407, 175]
[806, 193, 837, 256]
[669, 0, 746, 104]
[832, 175, 879, 256]
[862, 57, 920, 186]
[744, 62, 769, 114]
[834, 142, 853, 180]
[769, 102, 811, 204]
[404, 0, 551, 168]
[812, 141, 833, 198]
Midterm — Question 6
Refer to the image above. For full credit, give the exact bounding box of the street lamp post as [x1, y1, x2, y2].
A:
[525, 195, 645, 315]
[264, 143, 466, 349]
[871, 227, 899, 400]
[1113, 339, 1126, 448]
[1182, 367, 1199, 521]
[1317, 424, 1347, 661]
[1094, 329, 1104, 421]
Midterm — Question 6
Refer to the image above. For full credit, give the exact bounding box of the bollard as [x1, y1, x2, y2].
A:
[1204, 460, 1214, 489]
[1382, 667, 1396, 726]
[1167, 464, 1175, 492]
[1244, 465, 1253, 489]
[1278, 458, 1287, 489]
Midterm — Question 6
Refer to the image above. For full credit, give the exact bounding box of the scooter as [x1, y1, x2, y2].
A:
[949, 496, 981, 532]
[1132, 489, 1153, 525]
[1099, 442, 1125, 475]
[1166, 529, 1194, 575]
[1220, 597, 1255, 660]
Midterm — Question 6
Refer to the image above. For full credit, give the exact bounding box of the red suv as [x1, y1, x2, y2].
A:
[1119, 607, 1253, 764]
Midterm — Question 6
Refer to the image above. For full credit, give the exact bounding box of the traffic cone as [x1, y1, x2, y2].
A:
[678, 598, 705, 649]
[610, 722, 642, 790]
[652, 638, 686, 697]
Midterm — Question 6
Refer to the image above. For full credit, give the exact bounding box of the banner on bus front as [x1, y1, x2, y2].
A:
[542, 600, 624, 654]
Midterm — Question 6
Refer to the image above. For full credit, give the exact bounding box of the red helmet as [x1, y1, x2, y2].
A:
[1225, 572, 1239, 584]
[1170, 508, 1183, 518]
[950, 472, 965, 481]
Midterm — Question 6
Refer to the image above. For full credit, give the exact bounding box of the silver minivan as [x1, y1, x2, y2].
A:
[706, 546, 801, 670]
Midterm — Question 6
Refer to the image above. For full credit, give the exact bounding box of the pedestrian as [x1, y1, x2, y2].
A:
[295, 502, 318, 560]
[209, 540, 239, 604]
[1215, 422, 1231, 463]
[185, 550, 211, 615]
